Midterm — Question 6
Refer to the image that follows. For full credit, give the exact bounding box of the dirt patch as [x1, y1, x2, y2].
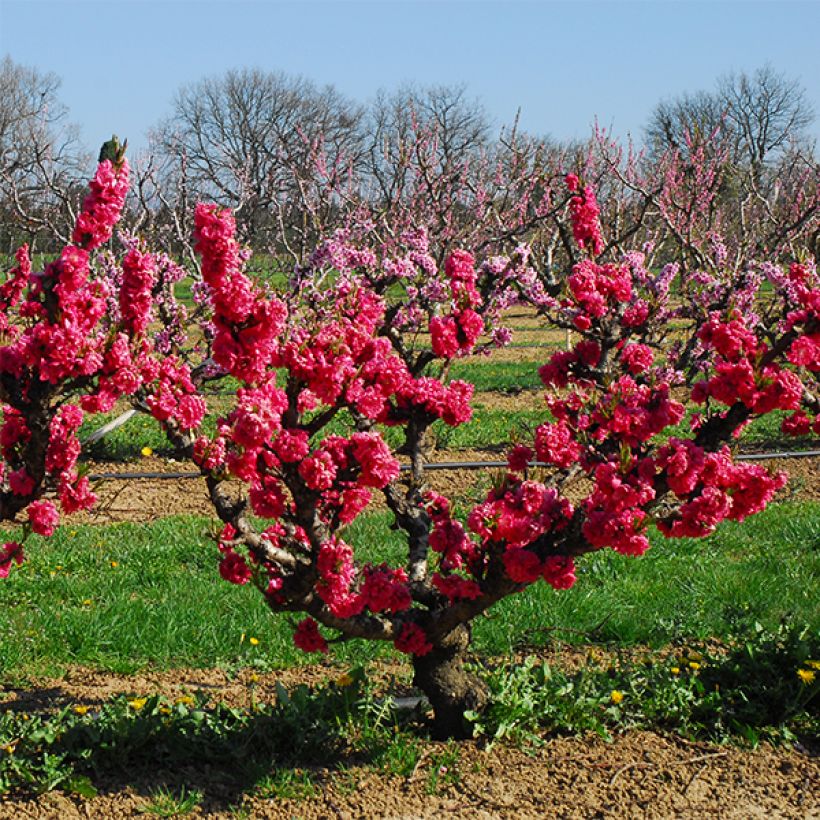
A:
[0, 660, 413, 715]
[0, 731, 815, 818]
[472, 389, 545, 412]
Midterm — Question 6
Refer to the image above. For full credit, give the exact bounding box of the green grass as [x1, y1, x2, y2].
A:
[1, 502, 817, 679]
[448, 361, 544, 393]
[79, 402, 549, 462]
[486, 500, 820, 650]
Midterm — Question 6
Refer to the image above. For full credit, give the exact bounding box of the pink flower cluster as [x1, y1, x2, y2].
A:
[293, 617, 329, 654]
[567, 259, 632, 328]
[693, 314, 805, 415]
[468, 480, 575, 589]
[193, 203, 287, 383]
[72, 159, 130, 251]
[393, 622, 433, 656]
[145, 357, 207, 432]
[0, 157, 164, 577]
[315, 538, 411, 619]
[47, 404, 97, 515]
[655, 439, 787, 537]
[119, 249, 156, 336]
[544, 375, 685, 451]
[0, 542, 24, 579]
[582, 460, 656, 556]
[429, 251, 485, 359]
[0, 246, 30, 332]
[565, 174, 604, 257]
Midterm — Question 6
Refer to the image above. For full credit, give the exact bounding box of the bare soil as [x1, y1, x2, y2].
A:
[65, 448, 819, 527]
[1, 656, 818, 819]
[1, 730, 816, 819]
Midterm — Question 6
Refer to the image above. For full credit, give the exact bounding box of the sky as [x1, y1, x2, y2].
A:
[1, 0, 819, 157]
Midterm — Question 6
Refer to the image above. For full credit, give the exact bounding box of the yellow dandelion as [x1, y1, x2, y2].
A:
[689, 661, 701, 671]
[610, 690, 624, 705]
[336, 673, 354, 687]
[2, 744, 15, 755]
[670, 667, 680, 675]
[249, 673, 260, 684]
[127, 697, 147, 711]
[159, 706, 171, 715]
[73, 705, 90, 716]
[806, 660, 820, 671]
[82, 599, 93, 607]
[141, 446, 153, 457]
[797, 668, 816, 685]
[174, 694, 195, 706]
[110, 561, 119, 568]
[249, 637, 259, 646]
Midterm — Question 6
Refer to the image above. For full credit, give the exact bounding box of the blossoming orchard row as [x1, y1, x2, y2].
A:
[0, 149, 817, 736]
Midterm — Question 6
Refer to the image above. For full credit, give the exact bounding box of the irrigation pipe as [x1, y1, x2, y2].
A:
[85, 449, 820, 482]
[81, 409, 138, 445]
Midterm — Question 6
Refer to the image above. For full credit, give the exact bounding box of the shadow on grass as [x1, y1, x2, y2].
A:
[1, 669, 420, 808]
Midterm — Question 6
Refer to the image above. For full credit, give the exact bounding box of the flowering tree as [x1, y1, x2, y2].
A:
[3, 152, 818, 740]
[0, 148, 159, 576]
[137, 175, 818, 737]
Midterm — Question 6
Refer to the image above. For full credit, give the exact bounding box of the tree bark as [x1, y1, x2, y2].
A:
[411, 624, 489, 739]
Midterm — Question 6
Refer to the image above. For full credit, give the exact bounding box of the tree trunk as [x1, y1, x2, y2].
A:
[412, 624, 489, 739]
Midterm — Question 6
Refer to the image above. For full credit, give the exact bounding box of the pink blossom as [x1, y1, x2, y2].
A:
[28, 500, 59, 537]
[219, 551, 252, 585]
[567, 180, 604, 256]
[293, 618, 328, 654]
[393, 623, 433, 656]
[620, 343, 654, 375]
[431, 572, 482, 601]
[8, 469, 35, 496]
[360, 564, 412, 613]
[72, 159, 130, 251]
[541, 555, 577, 590]
[0, 542, 24, 578]
[503, 548, 542, 583]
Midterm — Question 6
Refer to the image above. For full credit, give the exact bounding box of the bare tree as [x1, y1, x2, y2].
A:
[645, 89, 728, 158]
[720, 64, 815, 172]
[364, 83, 492, 206]
[0, 56, 89, 252]
[152, 67, 365, 251]
[638, 65, 818, 268]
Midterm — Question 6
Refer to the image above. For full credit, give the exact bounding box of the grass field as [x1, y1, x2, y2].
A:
[1, 502, 817, 679]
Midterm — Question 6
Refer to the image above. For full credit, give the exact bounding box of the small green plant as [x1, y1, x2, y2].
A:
[426, 742, 461, 794]
[139, 785, 203, 816]
[255, 768, 317, 800]
[469, 623, 819, 747]
[466, 656, 612, 746]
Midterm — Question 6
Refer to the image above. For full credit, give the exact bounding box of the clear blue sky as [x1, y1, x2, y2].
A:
[1, 0, 818, 157]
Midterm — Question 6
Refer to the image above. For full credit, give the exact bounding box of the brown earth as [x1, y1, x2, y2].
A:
[1, 653, 818, 819]
[1, 730, 816, 819]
